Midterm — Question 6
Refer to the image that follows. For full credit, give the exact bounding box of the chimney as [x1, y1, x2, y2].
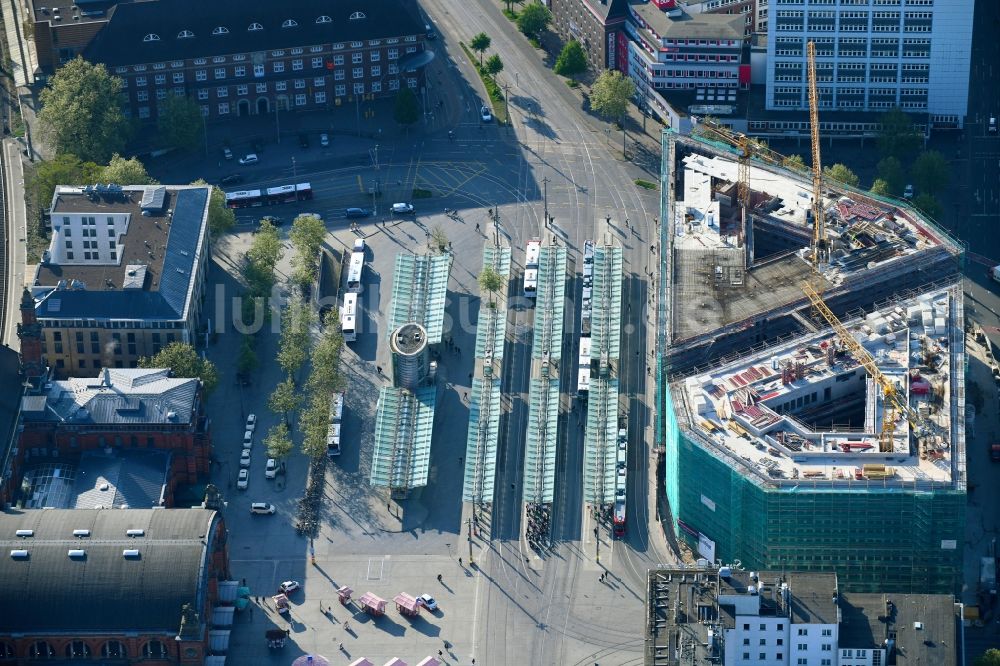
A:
[17, 288, 45, 380]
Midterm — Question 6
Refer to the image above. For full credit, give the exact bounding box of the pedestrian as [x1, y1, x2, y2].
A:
[377, 365, 383, 375]
[388, 502, 392, 512]
[594, 527, 598, 537]
[459, 557, 463, 566]
[437, 574, 443, 582]
[475, 223, 480, 231]
[459, 456, 464, 464]
[439, 650, 444, 657]
[464, 392, 468, 400]
[242, 578, 247, 586]
[345, 621, 350, 631]
[339, 642, 344, 650]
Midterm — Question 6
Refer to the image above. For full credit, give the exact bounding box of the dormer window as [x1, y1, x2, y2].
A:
[316, 15, 332, 24]
[349, 11, 366, 20]
[177, 30, 194, 39]
[282, 19, 298, 28]
[212, 26, 229, 36]
[143, 34, 160, 42]
[248, 22, 263, 31]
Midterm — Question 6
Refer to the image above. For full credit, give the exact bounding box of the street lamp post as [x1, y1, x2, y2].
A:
[467, 518, 474, 565]
[291, 156, 297, 179]
[542, 176, 550, 228]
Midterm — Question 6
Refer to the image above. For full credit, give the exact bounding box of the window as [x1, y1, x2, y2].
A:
[798, 660, 807, 665]
[218, 102, 230, 114]
[292, 59, 304, 70]
[213, 26, 229, 35]
[777, 654, 783, 661]
[822, 644, 832, 651]
[237, 84, 248, 96]
[235, 65, 246, 77]
[110, 252, 117, 261]
[352, 52, 363, 64]
[66, 641, 91, 658]
[154, 73, 166, 85]
[142, 641, 167, 658]
[389, 79, 400, 91]
[217, 87, 228, 97]
[282, 19, 298, 27]
[743, 654, 750, 661]
[143, 34, 160, 42]
[317, 15, 332, 23]
[315, 91, 326, 104]
[759, 624, 766, 631]
[743, 639, 750, 646]
[759, 654, 766, 661]
[371, 66, 380, 77]
[291, 47, 304, 55]
[295, 93, 307, 106]
[276, 81, 287, 91]
[65, 252, 74, 261]
[312, 57, 323, 68]
[334, 70, 345, 80]
[136, 76, 147, 87]
[335, 84, 346, 96]
[354, 82, 365, 94]
[215, 68, 226, 79]
[156, 89, 167, 100]
[822, 629, 832, 637]
[256, 82, 267, 93]
[760, 639, 767, 645]
[371, 81, 381, 92]
[102, 642, 126, 659]
[173, 72, 184, 83]
[177, 29, 194, 39]
[271, 50, 285, 57]
[353, 67, 363, 79]
[138, 106, 150, 119]
[349, 11, 366, 20]
[821, 661, 831, 666]
[197, 89, 209, 100]
[777, 639, 784, 646]
[30, 641, 55, 658]
[136, 90, 149, 102]
[248, 22, 263, 31]
[798, 643, 807, 650]
[798, 628, 808, 636]
[371, 51, 381, 63]
[314, 77, 325, 87]
[196, 69, 207, 81]
[254, 63, 265, 77]
[388, 48, 399, 60]
[334, 54, 345, 66]
[294, 79, 306, 89]
[274, 61, 285, 73]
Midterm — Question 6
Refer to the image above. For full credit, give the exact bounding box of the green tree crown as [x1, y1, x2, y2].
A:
[590, 70, 636, 121]
[554, 40, 588, 77]
[516, 2, 552, 39]
[139, 342, 219, 395]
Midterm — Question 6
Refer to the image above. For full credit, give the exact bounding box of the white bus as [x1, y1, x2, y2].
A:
[523, 239, 541, 298]
[346, 251, 365, 293]
[341, 292, 358, 342]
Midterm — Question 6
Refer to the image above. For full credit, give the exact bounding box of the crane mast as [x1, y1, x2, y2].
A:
[806, 41, 827, 267]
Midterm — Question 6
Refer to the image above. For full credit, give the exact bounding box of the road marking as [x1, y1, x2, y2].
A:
[366, 557, 385, 580]
[356, 174, 364, 193]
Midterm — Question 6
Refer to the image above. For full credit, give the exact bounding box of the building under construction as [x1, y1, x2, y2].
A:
[655, 130, 966, 594]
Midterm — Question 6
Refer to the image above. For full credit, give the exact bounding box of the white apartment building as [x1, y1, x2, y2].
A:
[764, 0, 974, 127]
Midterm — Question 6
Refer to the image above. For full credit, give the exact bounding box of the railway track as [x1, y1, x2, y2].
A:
[0, 141, 10, 344]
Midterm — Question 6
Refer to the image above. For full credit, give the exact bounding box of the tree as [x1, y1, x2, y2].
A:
[269, 376, 302, 427]
[781, 154, 807, 172]
[430, 225, 449, 253]
[289, 213, 327, 291]
[28, 153, 101, 210]
[484, 54, 504, 80]
[393, 88, 420, 127]
[158, 94, 204, 152]
[191, 179, 236, 236]
[589, 70, 636, 123]
[470, 32, 492, 67]
[912, 193, 942, 220]
[478, 266, 505, 306]
[264, 422, 294, 461]
[38, 58, 130, 163]
[870, 178, 892, 197]
[299, 394, 330, 459]
[277, 297, 315, 377]
[139, 342, 219, 395]
[244, 220, 283, 296]
[101, 154, 156, 185]
[554, 40, 588, 78]
[516, 2, 552, 39]
[237, 335, 258, 375]
[876, 156, 904, 196]
[822, 163, 860, 188]
[973, 648, 1000, 666]
[911, 150, 949, 195]
[877, 107, 921, 159]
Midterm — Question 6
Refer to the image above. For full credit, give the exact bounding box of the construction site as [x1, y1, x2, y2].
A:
[654, 44, 967, 594]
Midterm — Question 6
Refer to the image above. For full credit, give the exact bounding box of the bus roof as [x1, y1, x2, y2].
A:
[225, 189, 261, 200]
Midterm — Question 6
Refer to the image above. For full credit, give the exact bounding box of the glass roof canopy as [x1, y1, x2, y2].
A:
[590, 246, 623, 363]
[370, 386, 437, 494]
[532, 246, 567, 362]
[523, 377, 560, 504]
[387, 253, 453, 344]
[584, 377, 620, 504]
[463, 377, 501, 504]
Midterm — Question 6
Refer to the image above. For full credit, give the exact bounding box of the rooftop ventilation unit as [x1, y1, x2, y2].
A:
[10, 550, 29, 559]
[15, 529, 33, 538]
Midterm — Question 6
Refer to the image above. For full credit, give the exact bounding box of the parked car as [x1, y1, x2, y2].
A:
[237, 469, 249, 490]
[345, 207, 370, 219]
[265, 458, 278, 479]
[353, 238, 366, 253]
[391, 202, 414, 214]
[250, 502, 276, 515]
[903, 184, 914, 199]
[223, 147, 233, 160]
[279, 580, 301, 593]
[320, 133, 330, 147]
[260, 215, 282, 226]
[246, 413, 257, 433]
[481, 106, 493, 122]
[240, 450, 251, 468]
[425, 24, 437, 40]
[299, 133, 310, 149]
[417, 593, 438, 611]
[989, 116, 997, 134]
[220, 174, 243, 186]
[239, 153, 259, 165]
[243, 430, 253, 449]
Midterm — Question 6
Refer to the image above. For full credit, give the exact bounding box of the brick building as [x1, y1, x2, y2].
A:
[0, 508, 230, 665]
[27, 0, 124, 76]
[77, 0, 429, 121]
[2, 366, 210, 509]
[549, 0, 631, 73]
[25, 184, 211, 377]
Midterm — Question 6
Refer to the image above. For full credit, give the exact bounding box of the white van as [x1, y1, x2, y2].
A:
[265, 458, 278, 479]
[250, 502, 276, 515]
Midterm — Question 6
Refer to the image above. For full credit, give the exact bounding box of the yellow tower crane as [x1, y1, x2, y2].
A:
[806, 41, 827, 267]
[801, 282, 921, 452]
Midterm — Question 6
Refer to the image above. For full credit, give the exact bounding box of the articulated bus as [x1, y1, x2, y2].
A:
[346, 251, 365, 294]
[341, 292, 358, 342]
[523, 239, 541, 299]
[224, 182, 313, 208]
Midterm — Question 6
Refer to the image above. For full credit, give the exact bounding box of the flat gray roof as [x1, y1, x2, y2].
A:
[630, 0, 745, 41]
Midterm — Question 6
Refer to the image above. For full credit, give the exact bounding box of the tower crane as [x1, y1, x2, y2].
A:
[801, 282, 922, 452]
[806, 41, 828, 267]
